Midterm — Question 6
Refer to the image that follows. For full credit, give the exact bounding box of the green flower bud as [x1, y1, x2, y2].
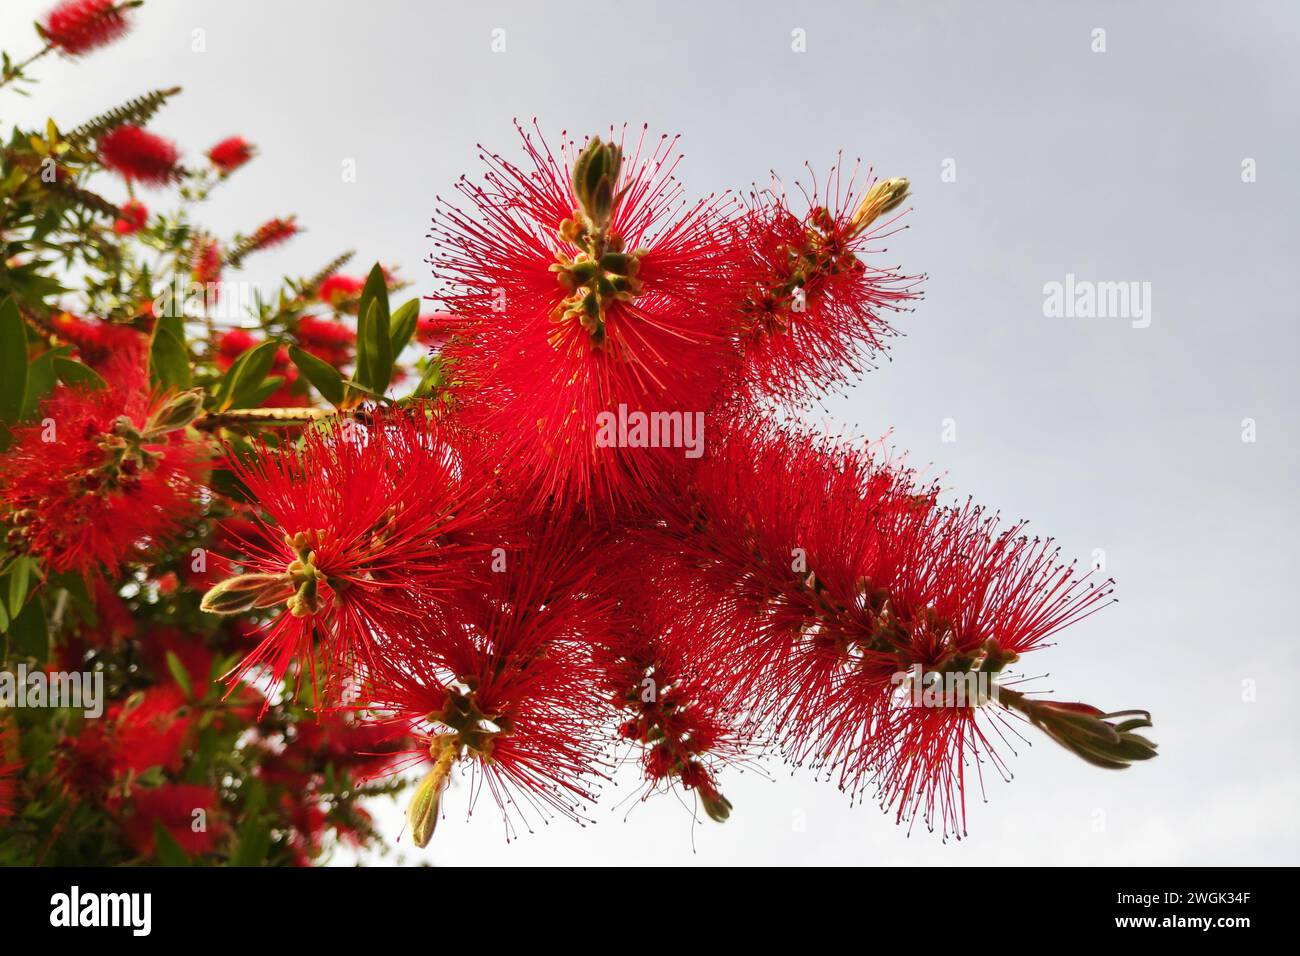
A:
[200, 573, 293, 615]
[144, 388, 206, 437]
[571, 136, 623, 231]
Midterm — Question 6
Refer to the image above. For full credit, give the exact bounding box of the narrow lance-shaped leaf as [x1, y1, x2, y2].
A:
[354, 263, 392, 395]
[389, 298, 420, 356]
[150, 325, 191, 390]
[289, 346, 345, 407]
[0, 297, 28, 426]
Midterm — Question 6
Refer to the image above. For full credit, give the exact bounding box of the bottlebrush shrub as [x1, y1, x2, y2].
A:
[0, 2, 1156, 866]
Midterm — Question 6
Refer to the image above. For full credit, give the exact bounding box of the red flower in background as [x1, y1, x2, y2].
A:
[431, 123, 753, 514]
[0, 362, 205, 576]
[248, 216, 297, 252]
[97, 124, 180, 186]
[107, 686, 195, 775]
[49, 312, 146, 369]
[318, 274, 363, 305]
[112, 197, 148, 235]
[119, 784, 223, 856]
[61, 685, 195, 793]
[0, 723, 22, 822]
[191, 237, 221, 287]
[139, 627, 218, 699]
[206, 136, 255, 174]
[42, 0, 130, 55]
[295, 316, 355, 369]
[214, 327, 257, 370]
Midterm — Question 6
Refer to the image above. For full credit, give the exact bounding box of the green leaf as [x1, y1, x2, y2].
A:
[232, 818, 271, 867]
[152, 821, 192, 867]
[53, 356, 107, 390]
[6, 595, 48, 661]
[389, 298, 420, 356]
[149, 324, 191, 390]
[7, 556, 32, 619]
[354, 263, 392, 394]
[289, 346, 344, 407]
[165, 650, 193, 700]
[216, 340, 279, 410]
[341, 379, 390, 403]
[239, 375, 286, 409]
[19, 346, 66, 420]
[0, 297, 29, 425]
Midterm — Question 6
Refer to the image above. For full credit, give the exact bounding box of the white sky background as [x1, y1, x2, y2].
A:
[3, 0, 1298, 866]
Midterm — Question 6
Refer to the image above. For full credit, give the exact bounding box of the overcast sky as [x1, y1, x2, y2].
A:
[3, 0, 1297, 866]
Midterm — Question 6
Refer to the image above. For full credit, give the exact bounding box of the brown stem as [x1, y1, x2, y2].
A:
[194, 407, 332, 431]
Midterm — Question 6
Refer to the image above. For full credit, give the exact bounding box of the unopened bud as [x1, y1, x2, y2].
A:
[571, 136, 623, 231]
[700, 788, 733, 823]
[850, 176, 910, 234]
[199, 573, 293, 615]
[145, 388, 206, 437]
[1025, 700, 1158, 770]
[408, 738, 458, 848]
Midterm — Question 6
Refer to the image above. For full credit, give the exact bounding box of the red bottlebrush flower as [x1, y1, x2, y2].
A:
[120, 784, 223, 857]
[364, 518, 614, 840]
[97, 124, 180, 186]
[191, 237, 222, 287]
[649, 416, 1113, 839]
[0, 723, 22, 823]
[431, 123, 753, 514]
[215, 327, 257, 370]
[317, 274, 364, 305]
[49, 312, 146, 370]
[0, 365, 205, 577]
[62, 685, 195, 792]
[109, 686, 194, 775]
[42, 0, 130, 55]
[202, 409, 496, 708]
[206, 135, 255, 174]
[594, 577, 750, 823]
[736, 166, 922, 401]
[112, 197, 148, 235]
[295, 316, 355, 369]
[248, 216, 298, 252]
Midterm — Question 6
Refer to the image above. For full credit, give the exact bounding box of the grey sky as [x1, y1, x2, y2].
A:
[3, 0, 1297, 865]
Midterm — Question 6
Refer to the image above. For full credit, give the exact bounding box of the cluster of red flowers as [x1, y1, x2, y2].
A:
[188, 123, 1153, 845]
[2, 3, 1153, 859]
[0, 358, 204, 576]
